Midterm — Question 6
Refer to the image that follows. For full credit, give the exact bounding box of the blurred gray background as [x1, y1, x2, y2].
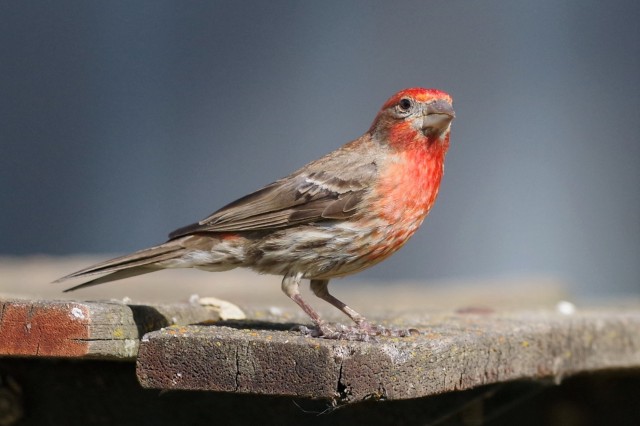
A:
[1, 1, 639, 297]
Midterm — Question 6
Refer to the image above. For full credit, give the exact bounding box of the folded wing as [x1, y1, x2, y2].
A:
[169, 163, 377, 239]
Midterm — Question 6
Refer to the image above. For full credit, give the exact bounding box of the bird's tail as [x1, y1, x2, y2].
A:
[54, 239, 190, 292]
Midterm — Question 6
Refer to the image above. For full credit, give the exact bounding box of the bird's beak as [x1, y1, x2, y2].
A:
[421, 100, 455, 137]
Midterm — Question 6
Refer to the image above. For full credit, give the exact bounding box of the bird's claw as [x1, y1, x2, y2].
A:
[356, 322, 420, 338]
[297, 322, 420, 342]
[299, 323, 374, 341]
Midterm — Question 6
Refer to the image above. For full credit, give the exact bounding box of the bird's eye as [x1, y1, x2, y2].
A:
[398, 98, 412, 112]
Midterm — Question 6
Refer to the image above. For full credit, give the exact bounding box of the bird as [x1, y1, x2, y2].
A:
[55, 88, 455, 340]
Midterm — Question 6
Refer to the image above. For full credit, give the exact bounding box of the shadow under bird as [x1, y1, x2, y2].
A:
[55, 88, 455, 340]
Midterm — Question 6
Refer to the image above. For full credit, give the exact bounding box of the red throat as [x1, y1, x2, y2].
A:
[376, 134, 448, 223]
[368, 118, 450, 264]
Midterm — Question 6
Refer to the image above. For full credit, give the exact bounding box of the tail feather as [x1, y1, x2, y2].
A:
[61, 266, 160, 292]
[54, 241, 188, 291]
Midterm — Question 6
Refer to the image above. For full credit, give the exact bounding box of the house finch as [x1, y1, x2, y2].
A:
[56, 88, 455, 340]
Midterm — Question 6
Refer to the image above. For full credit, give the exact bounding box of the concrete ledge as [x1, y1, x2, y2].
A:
[0, 299, 223, 359]
[136, 309, 640, 404]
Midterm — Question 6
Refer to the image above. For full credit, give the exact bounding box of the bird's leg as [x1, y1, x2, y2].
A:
[281, 274, 367, 339]
[309, 279, 369, 327]
[281, 272, 328, 336]
[282, 274, 417, 340]
[310, 279, 418, 339]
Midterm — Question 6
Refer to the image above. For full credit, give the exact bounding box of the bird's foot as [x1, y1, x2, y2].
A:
[298, 323, 373, 341]
[298, 321, 419, 342]
[356, 321, 419, 338]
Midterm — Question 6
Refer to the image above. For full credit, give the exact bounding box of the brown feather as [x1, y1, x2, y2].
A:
[61, 267, 159, 292]
[168, 150, 379, 239]
[54, 240, 187, 283]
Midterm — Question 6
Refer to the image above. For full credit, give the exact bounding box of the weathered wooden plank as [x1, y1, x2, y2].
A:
[1, 300, 98, 357]
[136, 309, 640, 404]
[0, 299, 224, 360]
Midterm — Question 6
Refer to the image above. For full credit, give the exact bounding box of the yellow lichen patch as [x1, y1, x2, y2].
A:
[521, 341, 529, 347]
[112, 327, 125, 339]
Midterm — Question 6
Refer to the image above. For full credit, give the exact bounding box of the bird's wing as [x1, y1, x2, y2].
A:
[168, 161, 378, 239]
